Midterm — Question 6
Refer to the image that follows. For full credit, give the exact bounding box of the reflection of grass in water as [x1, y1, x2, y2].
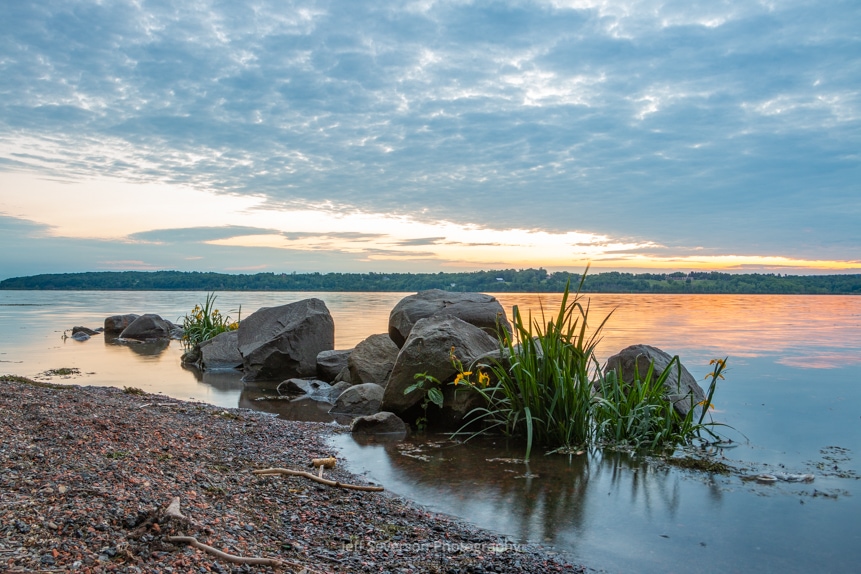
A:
[41, 367, 81, 377]
[662, 455, 731, 474]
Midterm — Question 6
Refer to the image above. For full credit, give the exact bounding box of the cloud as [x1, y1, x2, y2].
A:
[0, 0, 859, 273]
[129, 226, 282, 244]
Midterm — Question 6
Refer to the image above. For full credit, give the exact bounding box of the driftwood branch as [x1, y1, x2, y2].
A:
[253, 468, 384, 492]
[166, 535, 284, 567]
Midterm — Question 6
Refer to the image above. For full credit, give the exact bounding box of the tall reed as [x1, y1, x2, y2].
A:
[180, 293, 240, 349]
[459, 272, 612, 459]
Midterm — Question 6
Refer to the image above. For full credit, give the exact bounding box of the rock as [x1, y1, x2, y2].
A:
[278, 378, 331, 396]
[312, 380, 351, 403]
[348, 334, 399, 386]
[316, 349, 352, 382]
[168, 321, 184, 340]
[333, 366, 352, 385]
[71, 326, 99, 336]
[603, 344, 706, 417]
[330, 383, 384, 416]
[104, 314, 140, 335]
[70, 331, 91, 342]
[351, 411, 408, 435]
[238, 298, 335, 381]
[198, 330, 243, 370]
[388, 290, 512, 348]
[381, 315, 499, 415]
[119, 314, 173, 341]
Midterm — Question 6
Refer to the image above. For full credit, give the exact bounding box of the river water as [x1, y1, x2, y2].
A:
[1, 290, 859, 573]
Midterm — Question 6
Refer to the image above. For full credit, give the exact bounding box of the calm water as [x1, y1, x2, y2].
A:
[1, 291, 859, 573]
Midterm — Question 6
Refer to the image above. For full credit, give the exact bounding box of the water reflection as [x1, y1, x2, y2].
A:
[238, 381, 342, 423]
[181, 364, 247, 394]
[103, 334, 171, 357]
[493, 294, 861, 368]
[332, 432, 858, 574]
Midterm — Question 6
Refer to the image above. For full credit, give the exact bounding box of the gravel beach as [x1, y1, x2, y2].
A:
[0, 378, 582, 573]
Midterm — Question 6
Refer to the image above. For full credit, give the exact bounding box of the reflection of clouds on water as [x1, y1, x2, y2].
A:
[777, 352, 861, 369]
[495, 294, 861, 369]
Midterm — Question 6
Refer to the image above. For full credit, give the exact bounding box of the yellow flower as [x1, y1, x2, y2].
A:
[697, 399, 715, 410]
[478, 371, 490, 387]
[709, 358, 727, 368]
[453, 371, 472, 385]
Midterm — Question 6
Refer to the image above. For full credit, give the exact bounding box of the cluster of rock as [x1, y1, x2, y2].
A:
[85, 290, 706, 436]
[68, 313, 184, 342]
[180, 290, 513, 435]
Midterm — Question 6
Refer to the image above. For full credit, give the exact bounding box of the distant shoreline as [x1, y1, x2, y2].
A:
[1, 269, 860, 294]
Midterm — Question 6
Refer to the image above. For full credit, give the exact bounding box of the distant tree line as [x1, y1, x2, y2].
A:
[1, 269, 860, 294]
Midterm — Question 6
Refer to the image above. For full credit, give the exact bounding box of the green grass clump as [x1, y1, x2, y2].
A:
[181, 293, 240, 350]
[456, 272, 611, 459]
[123, 386, 146, 395]
[443, 268, 732, 460]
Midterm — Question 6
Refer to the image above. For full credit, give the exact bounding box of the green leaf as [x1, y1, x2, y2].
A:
[427, 386, 444, 409]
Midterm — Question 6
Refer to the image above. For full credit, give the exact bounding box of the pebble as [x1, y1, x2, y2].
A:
[0, 379, 581, 573]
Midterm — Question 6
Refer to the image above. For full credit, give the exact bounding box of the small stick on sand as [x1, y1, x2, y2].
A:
[253, 467, 384, 492]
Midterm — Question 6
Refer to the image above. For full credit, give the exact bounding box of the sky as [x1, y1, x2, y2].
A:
[0, 0, 859, 280]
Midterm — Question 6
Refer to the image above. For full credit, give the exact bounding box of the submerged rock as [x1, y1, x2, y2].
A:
[351, 411, 408, 435]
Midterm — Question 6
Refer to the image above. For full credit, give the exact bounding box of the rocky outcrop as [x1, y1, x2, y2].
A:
[348, 334, 399, 386]
[603, 344, 706, 417]
[104, 314, 140, 335]
[329, 383, 384, 416]
[316, 349, 352, 382]
[388, 290, 511, 348]
[119, 314, 174, 341]
[237, 299, 335, 381]
[381, 315, 498, 415]
[198, 330, 243, 370]
[351, 411, 408, 435]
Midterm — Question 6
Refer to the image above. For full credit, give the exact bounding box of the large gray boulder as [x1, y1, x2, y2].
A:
[198, 330, 243, 370]
[381, 315, 499, 415]
[238, 298, 335, 381]
[104, 314, 140, 335]
[316, 349, 352, 382]
[388, 290, 512, 348]
[603, 344, 706, 417]
[351, 411, 408, 435]
[119, 314, 173, 341]
[349, 334, 399, 386]
[329, 383, 384, 416]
